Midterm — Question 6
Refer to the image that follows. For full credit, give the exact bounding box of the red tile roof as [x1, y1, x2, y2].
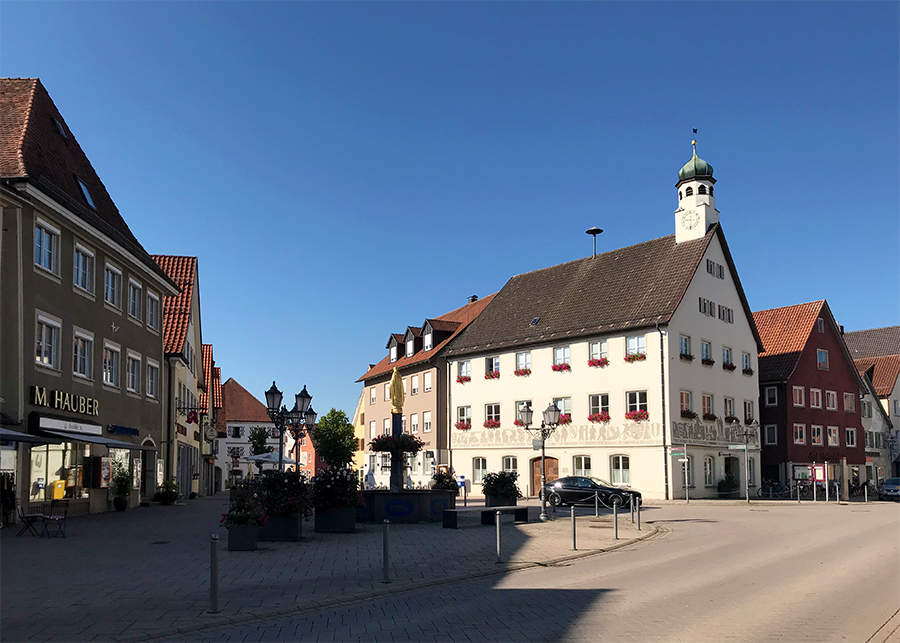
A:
[359, 294, 497, 382]
[843, 326, 900, 359]
[199, 344, 214, 408]
[1, 78, 176, 290]
[152, 255, 197, 355]
[212, 367, 222, 410]
[753, 301, 825, 382]
[854, 355, 900, 398]
[221, 378, 272, 423]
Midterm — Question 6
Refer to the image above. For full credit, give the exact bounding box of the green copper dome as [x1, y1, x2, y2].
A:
[678, 150, 714, 181]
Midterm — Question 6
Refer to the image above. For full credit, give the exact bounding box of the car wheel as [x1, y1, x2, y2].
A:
[609, 494, 624, 509]
[548, 492, 562, 507]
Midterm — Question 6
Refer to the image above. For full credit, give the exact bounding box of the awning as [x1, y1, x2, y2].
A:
[0, 427, 60, 444]
[40, 429, 154, 450]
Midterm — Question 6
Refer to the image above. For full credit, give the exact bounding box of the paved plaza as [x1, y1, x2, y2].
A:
[1, 494, 898, 643]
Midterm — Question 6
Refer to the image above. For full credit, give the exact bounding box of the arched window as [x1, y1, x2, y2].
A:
[573, 455, 591, 477]
[685, 186, 694, 197]
[611, 455, 630, 485]
[698, 185, 707, 195]
[473, 457, 487, 483]
[502, 456, 517, 472]
[704, 456, 715, 487]
[678, 191, 682, 200]
[709, 186, 714, 196]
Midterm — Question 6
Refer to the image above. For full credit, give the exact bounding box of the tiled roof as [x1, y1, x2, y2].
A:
[152, 255, 197, 355]
[426, 319, 461, 333]
[753, 301, 824, 382]
[199, 344, 214, 408]
[221, 378, 271, 423]
[0, 79, 176, 290]
[358, 294, 497, 382]
[854, 355, 900, 398]
[386, 333, 405, 349]
[843, 326, 900, 359]
[444, 225, 762, 357]
[212, 367, 222, 410]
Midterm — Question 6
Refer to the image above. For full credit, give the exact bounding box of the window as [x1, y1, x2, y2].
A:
[861, 401, 872, 418]
[793, 424, 806, 445]
[126, 353, 141, 394]
[680, 335, 691, 357]
[704, 456, 715, 486]
[701, 340, 712, 362]
[706, 259, 725, 279]
[626, 335, 645, 356]
[370, 387, 376, 404]
[73, 244, 94, 293]
[553, 346, 570, 365]
[764, 425, 777, 445]
[811, 425, 823, 446]
[611, 455, 630, 485]
[680, 390, 693, 412]
[424, 332, 433, 351]
[147, 293, 160, 331]
[473, 458, 487, 484]
[401, 416, 407, 433]
[685, 186, 693, 196]
[104, 264, 122, 308]
[390, 346, 397, 363]
[843, 393, 855, 412]
[369, 420, 375, 437]
[230, 427, 244, 439]
[147, 360, 160, 399]
[827, 426, 839, 446]
[589, 393, 609, 415]
[423, 411, 432, 433]
[502, 456, 517, 473]
[699, 297, 716, 316]
[765, 387, 778, 406]
[410, 414, 418, 434]
[128, 280, 142, 320]
[424, 372, 432, 392]
[748, 458, 755, 487]
[724, 397, 735, 419]
[516, 352, 531, 371]
[723, 346, 733, 366]
[589, 341, 608, 360]
[718, 305, 734, 324]
[383, 418, 390, 436]
[406, 339, 414, 358]
[76, 178, 96, 208]
[72, 330, 93, 379]
[792, 386, 805, 407]
[411, 375, 419, 395]
[698, 185, 707, 195]
[402, 379, 406, 395]
[457, 406, 471, 425]
[485, 356, 499, 375]
[485, 403, 500, 426]
[810, 388, 822, 409]
[34, 220, 61, 274]
[744, 400, 754, 423]
[573, 455, 591, 477]
[894, 400, 900, 417]
[825, 390, 838, 410]
[845, 428, 857, 448]
[817, 349, 829, 370]
[515, 400, 532, 425]
[681, 457, 694, 488]
[817, 318, 824, 333]
[35, 315, 61, 369]
[626, 391, 648, 412]
[103, 343, 120, 387]
[742, 352, 751, 371]
[384, 384, 390, 401]
[458, 361, 471, 379]
[702, 394, 713, 416]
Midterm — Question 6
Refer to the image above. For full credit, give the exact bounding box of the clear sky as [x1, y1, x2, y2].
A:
[3, 2, 898, 416]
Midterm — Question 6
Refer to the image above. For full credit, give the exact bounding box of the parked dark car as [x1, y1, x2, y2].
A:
[878, 477, 900, 501]
[540, 476, 641, 509]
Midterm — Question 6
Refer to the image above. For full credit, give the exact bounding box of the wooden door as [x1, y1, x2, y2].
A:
[532, 457, 559, 495]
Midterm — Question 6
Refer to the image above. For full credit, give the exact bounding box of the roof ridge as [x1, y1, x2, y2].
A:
[753, 299, 826, 316]
[15, 79, 38, 177]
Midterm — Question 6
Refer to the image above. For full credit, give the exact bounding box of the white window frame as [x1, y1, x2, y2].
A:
[370, 387, 376, 405]
[458, 361, 471, 378]
[147, 292, 160, 331]
[410, 413, 418, 434]
[424, 332, 433, 351]
[611, 454, 630, 485]
[147, 359, 160, 399]
[473, 457, 487, 484]
[817, 349, 829, 370]
[843, 392, 855, 412]
[764, 424, 777, 445]
[589, 341, 608, 360]
[702, 393, 713, 416]
[72, 327, 94, 380]
[626, 335, 646, 356]
[411, 375, 419, 395]
[34, 218, 61, 275]
[457, 406, 471, 425]
[810, 388, 822, 409]
[589, 393, 609, 415]
[424, 372, 433, 392]
[704, 455, 715, 487]
[127, 279, 143, 321]
[825, 390, 838, 411]
[744, 400, 755, 423]
[793, 423, 806, 445]
[724, 397, 735, 419]
[701, 340, 712, 362]
[811, 425, 823, 446]
[553, 346, 570, 366]
[104, 263, 122, 309]
[502, 456, 517, 472]
[742, 352, 751, 371]
[423, 411, 432, 433]
[390, 345, 398, 363]
[792, 386, 805, 407]
[126, 351, 142, 394]
[406, 337, 414, 358]
[845, 427, 857, 448]
[680, 390, 693, 412]
[485, 403, 500, 424]
[765, 387, 778, 407]
[679, 335, 691, 357]
[516, 352, 531, 370]
[626, 390, 648, 412]
[35, 312, 62, 370]
[573, 455, 591, 477]
[817, 318, 824, 332]
[73, 243, 95, 294]
[103, 341, 121, 388]
[383, 418, 391, 435]
[384, 383, 390, 401]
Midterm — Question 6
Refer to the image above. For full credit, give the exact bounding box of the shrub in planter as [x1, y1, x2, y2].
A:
[703, 413, 718, 422]
[587, 358, 609, 367]
[483, 419, 501, 429]
[723, 362, 737, 371]
[481, 471, 521, 506]
[588, 412, 611, 423]
[724, 415, 740, 424]
[680, 409, 698, 420]
[717, 474, 740, 494]
[558, 413, 572, 425]
[112, 467, 132, 511]
[153, 478, 179, 505]
[551, 363, 571, 372]
[431, 470, 459, 495]
[257, 470, 312, 541]
[625, 410, 649, 422]
[624, 352, 647, 363]
[701, 358, 716, 366]
[454, 421, 472, 431]
[484, 370, 500, 380]
[513, 368, 531, 377]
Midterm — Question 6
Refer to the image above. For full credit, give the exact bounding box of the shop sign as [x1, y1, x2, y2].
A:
[39, 416, 102, 436]
[31, 386, 99, 416]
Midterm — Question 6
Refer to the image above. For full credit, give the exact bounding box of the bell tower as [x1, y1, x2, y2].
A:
[675, 140, 718, 243]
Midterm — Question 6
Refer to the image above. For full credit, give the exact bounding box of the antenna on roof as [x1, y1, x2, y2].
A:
[585, 227, 603, 257]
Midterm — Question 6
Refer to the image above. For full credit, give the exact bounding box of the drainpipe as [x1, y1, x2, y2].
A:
[165, 356, 176, 482]
[657, 322, 669, 500]
[446, 360, 453, 473]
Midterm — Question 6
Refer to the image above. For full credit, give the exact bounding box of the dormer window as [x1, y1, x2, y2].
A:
[390, 346, 398, 363]
[684, 186, 693, 197]
[76, 177, 96, 209]
[698, 185, 707, 195]
[406, 341, 414, 358]
[53, 118, 67, 138]
[424, 332, 433, 351]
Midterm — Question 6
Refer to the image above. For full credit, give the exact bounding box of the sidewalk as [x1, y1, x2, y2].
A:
[0, 495, 655, 642]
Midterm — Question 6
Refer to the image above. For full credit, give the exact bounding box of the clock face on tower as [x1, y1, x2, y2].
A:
[681, 210, 700, 230]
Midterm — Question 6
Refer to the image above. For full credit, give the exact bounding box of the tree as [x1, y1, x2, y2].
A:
[311, 408, 356, 469]
[248, 426, 273, 473]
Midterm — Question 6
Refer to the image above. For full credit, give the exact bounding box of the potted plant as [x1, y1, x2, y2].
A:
[723, 362, 737, 371]
[588, 412, 611, 423]
[111, 467, 132, 512]
[257, 470, 311, 541]
[625, 409, 649, 422]
[481, 471, 521, 507]
[153, 478, 179, 506]
[513, 368, 531, 377]
[551, 363, 571, 372]
[587, 357, 609, 367]
[717, 474, 740, 499]
[624, 352, 647, 363]
[312, 408, 364, 533]
[221, 481, 266, 551]
[430, 470, 459, 495]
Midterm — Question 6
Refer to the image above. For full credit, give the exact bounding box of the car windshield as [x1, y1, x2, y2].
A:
[589, 477, 612, 487]
[886, 478, 900, 485]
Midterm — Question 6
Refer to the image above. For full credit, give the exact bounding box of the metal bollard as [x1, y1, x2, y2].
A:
[382, 520, 391, 583]
[797, 483, 801, 504]
[630, 496, 635, 523]
[636, 500, 641, 531]
[571, 505, 577, 551]
[865, 484, 868, 504]
[496, 511, 502, 563]
[594, 491, 599, 517]
[208, 534, 219, 614]
[613, 502, 618, 540]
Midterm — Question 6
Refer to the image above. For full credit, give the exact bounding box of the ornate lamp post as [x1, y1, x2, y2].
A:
[264, 382, 317, 472]
[518, 401, 561, 522]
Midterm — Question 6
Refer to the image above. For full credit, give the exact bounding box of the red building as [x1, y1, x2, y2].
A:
[754, 301, 865, 486]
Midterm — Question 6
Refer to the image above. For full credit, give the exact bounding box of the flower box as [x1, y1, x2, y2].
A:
[680, 409, 698, 420]
[456, 375, 471, 384]
[625, 410, 649, 422]
[701, 358, 716, 366]
[742, 368, 754, 375]
[513, 419, 525, 427]
[454, 421, 472, 431]
[551, 363, 571, 372]
[680, 353, 694, 362]
[588, 412, 611, 423]
[587, 358, 609, 368]
[624, 353, 647, 363]
[227, 524, 258, 551]
[484, 371, 500, 380]
[744, 418, 755, 426]
[558, 413, 572, 426]
[258, 515, 303, 542]
[483, 419, 501, 429]
[722, 362, 737, 371]
[702, 413, 718, 422]
[724, 415, 740, 424]
[513, 368, 531, 377]
[314, 506, 357, 533]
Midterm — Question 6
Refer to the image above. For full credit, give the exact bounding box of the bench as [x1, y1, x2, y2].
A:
[442, 506, 529, 529]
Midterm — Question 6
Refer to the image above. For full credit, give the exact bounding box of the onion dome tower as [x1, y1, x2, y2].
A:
[675, 140, 719, 243]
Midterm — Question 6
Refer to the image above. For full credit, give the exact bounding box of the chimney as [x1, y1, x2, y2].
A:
[467, 295, 478, 303]
[839, 325, 844, 335]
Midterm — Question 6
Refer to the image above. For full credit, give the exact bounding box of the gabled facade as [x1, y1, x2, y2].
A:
[444, 146, 763, 500]
[857, 365, 894, 482]
[215, 377, 278, 486]
[1, 78, 179, 514]
[198, 344, 223, 494]
[754, 301, 866, 487]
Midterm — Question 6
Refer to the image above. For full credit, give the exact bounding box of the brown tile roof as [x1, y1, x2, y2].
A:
[1, 79, 176, 290]
[386, 333, 405, 349]
[843, 326, 900, 359]
[212, 367, 222, 410]
[221, 378, 271, 423]
[445, 225, 762, 357]
[358, 294, 497, 382]
[152, 255, 197, 355]
[199, 344, 214, 408]
[426, 319, 461, 333]
[753, 301, 824, 382]
[854, 355, 900, 398]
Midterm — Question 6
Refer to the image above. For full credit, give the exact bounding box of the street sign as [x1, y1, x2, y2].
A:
[677, 458, 689, 463]
[728, 445, 746, 450]
[670, 447, 685, 455]
[533, 439, 542, 451]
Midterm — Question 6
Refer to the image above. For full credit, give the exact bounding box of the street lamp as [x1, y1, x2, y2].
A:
[264, 382, 317, 472]
[519, 401, 561, 521]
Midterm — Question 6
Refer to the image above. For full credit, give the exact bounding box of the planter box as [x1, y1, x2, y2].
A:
[717, 491, 741, 499]
[359, 490, 457, 523]
[314, 506, 357, 533]
[259, 515, 303, 541]
[485, 495, 517, 508]
[227, 524, 258, 551]
[113, 496, 128, 512]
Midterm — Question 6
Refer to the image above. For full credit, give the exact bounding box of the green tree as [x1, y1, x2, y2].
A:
[248, 426, 273, 473]
[311, 408, 356, 469]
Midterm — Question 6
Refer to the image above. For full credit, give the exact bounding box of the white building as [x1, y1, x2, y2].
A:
[444, 145, 764, 500]
[215, 377, 278, 485]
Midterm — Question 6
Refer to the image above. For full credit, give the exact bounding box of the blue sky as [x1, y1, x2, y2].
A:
[3, 2, 898, 416]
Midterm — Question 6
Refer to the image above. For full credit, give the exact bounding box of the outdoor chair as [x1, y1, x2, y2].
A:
[41, 499, 68, 538]
[15, 502, 45, 537]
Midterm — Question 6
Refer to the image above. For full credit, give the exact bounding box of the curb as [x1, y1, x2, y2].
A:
[115, 523, 664, 642]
